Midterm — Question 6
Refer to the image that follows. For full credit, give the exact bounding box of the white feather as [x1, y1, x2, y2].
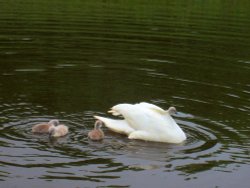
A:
[95, 103, 186, 144]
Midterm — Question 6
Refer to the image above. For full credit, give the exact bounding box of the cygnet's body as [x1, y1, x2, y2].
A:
[49, 124, 69, 137]
[88, 120, 104, 141]
[32, 120, 59, 133]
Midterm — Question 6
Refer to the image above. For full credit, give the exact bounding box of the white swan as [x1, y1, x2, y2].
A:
[94, 102, 186, 144]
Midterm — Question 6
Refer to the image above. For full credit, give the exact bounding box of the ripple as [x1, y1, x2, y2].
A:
[54, 63, 77, 69]
[0, 100, 249, 187]
[143, 58, 176, 64]
[179, 120, 219, 156]
[15, 69, 46, 72]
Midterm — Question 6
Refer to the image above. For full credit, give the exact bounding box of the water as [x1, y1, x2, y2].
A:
[0, 1, 250, 188]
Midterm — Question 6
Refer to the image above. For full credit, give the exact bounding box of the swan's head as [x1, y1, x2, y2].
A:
[108, 104, 134, 117]
[48, 119, 59, 126]
[168, 107, 177, 115]
[95, 120, 103, 130]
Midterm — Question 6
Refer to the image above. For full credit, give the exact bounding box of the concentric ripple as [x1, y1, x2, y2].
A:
[0, 97, 249, 186]
[0, 101, 240, 165]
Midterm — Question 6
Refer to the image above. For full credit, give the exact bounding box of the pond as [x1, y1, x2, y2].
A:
[0, 1, 249, 188]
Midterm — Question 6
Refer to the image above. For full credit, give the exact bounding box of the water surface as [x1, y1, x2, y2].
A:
[0, 1, 250, 188]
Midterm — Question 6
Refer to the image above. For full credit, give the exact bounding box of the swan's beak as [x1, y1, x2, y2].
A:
[108, 109, 120, 116]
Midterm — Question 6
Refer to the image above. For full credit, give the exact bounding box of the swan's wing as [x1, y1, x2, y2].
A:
[136, 102, 166, 114]
[94, 116, 134, 135]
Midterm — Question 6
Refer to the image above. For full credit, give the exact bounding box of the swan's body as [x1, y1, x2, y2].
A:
[32, 120, 59, 133]
[94, 102, 186, 143]
[88, 120, 104, 141]
[48, 124, 68, 137]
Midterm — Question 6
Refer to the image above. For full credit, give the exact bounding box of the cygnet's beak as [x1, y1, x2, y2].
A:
[174, 111, 181, 116]
[49, 130, 55, 138]
[49, 132, 53, 138]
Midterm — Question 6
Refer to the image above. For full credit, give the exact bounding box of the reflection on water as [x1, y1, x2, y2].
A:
[0, 0, 250, 188]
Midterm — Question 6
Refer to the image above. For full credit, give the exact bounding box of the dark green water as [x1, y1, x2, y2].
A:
[0, 1, 250, 188]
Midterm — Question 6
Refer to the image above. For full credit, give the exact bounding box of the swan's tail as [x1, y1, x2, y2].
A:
[94, 116, 134, 135]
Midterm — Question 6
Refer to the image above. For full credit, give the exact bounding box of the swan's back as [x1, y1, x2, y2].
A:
[136, 102, 166, 114]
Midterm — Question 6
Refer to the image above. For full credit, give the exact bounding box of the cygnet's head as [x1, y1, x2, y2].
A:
[48, 126, 56, 137]
[48, 119, 59, 126]
[95, 120, 103, 129]
[168, 107, 177, 115]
